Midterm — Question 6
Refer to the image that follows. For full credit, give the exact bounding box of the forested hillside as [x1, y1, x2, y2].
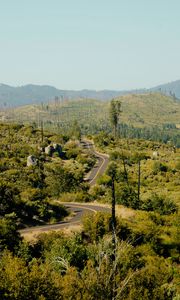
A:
[1, 93, 180, 146]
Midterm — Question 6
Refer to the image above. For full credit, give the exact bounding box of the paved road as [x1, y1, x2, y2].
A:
[20, 203, 111, 234]
[19, 141, 110, 235]
[81, 140, 109, 186]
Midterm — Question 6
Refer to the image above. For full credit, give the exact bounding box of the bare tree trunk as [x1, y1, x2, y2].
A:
[41, 120, 44, 143]
[111, 176, 116, 300]
[122, 158, 129, 185]
[138, 160, 141, 202]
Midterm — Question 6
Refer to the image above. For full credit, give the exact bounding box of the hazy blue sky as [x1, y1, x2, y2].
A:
[0, 0, 180, 90]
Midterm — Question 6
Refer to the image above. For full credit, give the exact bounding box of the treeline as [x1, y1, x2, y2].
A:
[39, 121, 180, 148]
[118, 124, 180, 148]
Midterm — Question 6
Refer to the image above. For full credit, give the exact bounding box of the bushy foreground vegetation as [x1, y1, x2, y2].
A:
[0, 210, 179, 299]
[0, 122, 179, 299]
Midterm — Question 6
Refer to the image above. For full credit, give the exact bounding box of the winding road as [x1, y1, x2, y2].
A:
[19, 140, 110, 235]
[81, 139, 109, 186]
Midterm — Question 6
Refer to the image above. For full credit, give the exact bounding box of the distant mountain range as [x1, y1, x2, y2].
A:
[0, 80, 180, 107]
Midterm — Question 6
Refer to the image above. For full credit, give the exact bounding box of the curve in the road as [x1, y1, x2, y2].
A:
[19, 203, 111, 234]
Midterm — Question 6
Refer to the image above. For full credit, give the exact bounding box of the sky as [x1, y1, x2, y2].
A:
[0, 0, 180, 90]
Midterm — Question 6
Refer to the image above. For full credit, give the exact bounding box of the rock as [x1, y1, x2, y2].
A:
[152, 151, 159, 159]
[38, 146, 45, 153]
[45, 145, 54, 156]
[53, 143, 62, 156]
[44, 143, 62, 157]
[27, 155, 37, 167]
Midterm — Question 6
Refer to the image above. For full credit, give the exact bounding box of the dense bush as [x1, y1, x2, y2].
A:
[0, 213, 22, 252]
[117, 186, 141, 209]
[141, 193, 178, 215]
[153, 161, 168, 174]
[0, 211, 179, 299]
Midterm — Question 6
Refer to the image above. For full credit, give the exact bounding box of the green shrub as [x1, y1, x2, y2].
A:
[153, 161, 168, 174]
[117, 186, 141, 209]
[82, 212, 111, 241]
[0, 213, 22, 252]
[141, 194, 178, 215]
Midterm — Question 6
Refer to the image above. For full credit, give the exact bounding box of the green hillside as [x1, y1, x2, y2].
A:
[120, 93, 180, 127]
[2, 92, 180, 126]
[1, 93, 180, 146]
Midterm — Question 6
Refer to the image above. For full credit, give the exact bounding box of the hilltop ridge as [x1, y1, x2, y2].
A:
[1, 79, 180, 107]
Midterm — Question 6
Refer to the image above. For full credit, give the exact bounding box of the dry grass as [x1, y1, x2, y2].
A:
[116, 205, 136, 219]
[21, 224, 83, 241]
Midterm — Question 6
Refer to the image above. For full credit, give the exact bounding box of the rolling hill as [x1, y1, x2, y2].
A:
[2, 93, 180, 129]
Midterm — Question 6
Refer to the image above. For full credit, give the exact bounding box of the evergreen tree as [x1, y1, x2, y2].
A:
[109, 99, 121, 138]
